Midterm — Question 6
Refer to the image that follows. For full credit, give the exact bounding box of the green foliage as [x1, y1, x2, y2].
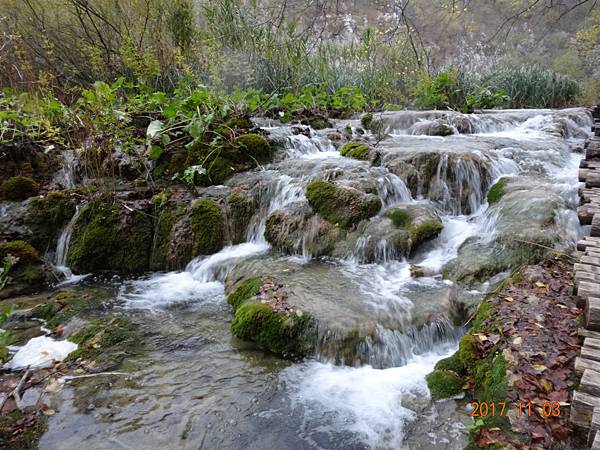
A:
[414, 68, 509, 112]
[189, 199, 224, 255]
[340, 141, 370, 160]
[227, 277, 262, 312]
[305, 180, 381, 229]
[0, 176, 39, 201]
[489, 66, 580, 108]
[487, 178, 508, 205]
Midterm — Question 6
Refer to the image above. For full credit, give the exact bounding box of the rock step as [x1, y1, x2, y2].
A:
[586, 296, 600, 331]
[582, 160, 600, 170]
[571, 390, 600, 428]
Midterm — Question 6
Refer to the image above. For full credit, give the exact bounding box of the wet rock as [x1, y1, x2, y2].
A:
[443, 177, 564, 287]
[67, 197, 154, 273]
[410, 120, 455, 136]
[305, 179, 381, 229]
[340, 141, 371, 160]
[387, 203, 444, 252]
[0, 140, 59, 186]
[265, 204, 340, 257]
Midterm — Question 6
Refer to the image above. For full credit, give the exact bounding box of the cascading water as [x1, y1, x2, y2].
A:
[52, 205, 88, 284]
[41, 108, 594, 450]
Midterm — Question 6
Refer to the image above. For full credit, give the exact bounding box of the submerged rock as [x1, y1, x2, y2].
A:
[443, 177, 565, 287]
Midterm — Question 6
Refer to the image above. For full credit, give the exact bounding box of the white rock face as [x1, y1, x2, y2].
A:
[4, 336, 77, 370]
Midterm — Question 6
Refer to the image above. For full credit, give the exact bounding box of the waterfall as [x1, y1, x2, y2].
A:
[54, 205, 84, 282]
[53, 149, 78, 189]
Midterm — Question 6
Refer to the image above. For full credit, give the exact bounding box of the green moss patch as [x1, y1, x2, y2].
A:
[305, 180, 381, 229]
[340, 141, 370, 160]
[426, 369, 464, 401]
[387, 209, 412, 228]
[227, 276, 262, 312]
[0, 176, 39, 201]
[410, 220, 444, 247]
[26, 191, 76, 252]
[231, 302, 313, 356]
[487, 178, 507, 205]
[434, 352, 465, 374]
[0, 240, 39, 265]
[67, 199, 153, 273]
[234, 133, 272, 164]
[190, 199, 225, 256]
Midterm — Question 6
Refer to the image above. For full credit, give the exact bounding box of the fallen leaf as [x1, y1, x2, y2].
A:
[512, 336, 523, 345]
[43, 409, 55, 416]
[505, 296, 514, 302]
[535, 281, 546, 287]
[532, 364, 547, 372]
[541, 379, 553, 392]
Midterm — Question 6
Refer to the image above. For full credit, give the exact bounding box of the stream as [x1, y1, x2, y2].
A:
[32, 108, 592, 449]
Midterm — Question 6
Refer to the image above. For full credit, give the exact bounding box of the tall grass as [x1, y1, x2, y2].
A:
[488, 66, 580, 108]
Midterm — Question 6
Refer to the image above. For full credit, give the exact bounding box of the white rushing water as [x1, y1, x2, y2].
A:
[110, 108, 591, 449]
[53, 205, 89, 285]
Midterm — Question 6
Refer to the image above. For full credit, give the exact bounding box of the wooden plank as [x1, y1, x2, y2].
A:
[579, 205, 600, 225]
[588, 251, 600, 259]
[571, 390, 600, 427]
[581, 169, 596, 182]
[582, 346, 600, 363]
[587, 173, 600, 188]
[580, 280, 600, 298]
[581, 369, 600, 397]
[593, 431, 600, 450]
[582, 256, 600, 267]
[594, 214, 600, 237]
[576, 357, 600, 376]
[579, 238, 600, 251]
[581, 328, 600, 340]
[575, 263, 600, 275]
[576, 271, 600, 284]
[585, 337, 600, 350]
[588, 296, 600, 331]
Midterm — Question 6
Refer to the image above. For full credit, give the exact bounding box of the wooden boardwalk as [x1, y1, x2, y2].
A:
[570, 104, 600, 448]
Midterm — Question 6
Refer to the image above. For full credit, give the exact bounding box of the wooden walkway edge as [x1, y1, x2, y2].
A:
[570, 104, 600, 449]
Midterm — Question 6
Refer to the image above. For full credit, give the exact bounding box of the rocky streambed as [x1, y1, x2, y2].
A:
[0, 108, 592, 449]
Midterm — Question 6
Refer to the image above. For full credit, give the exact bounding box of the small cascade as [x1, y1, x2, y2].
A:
[246, 174, 306, 243]
[53, 205, 85, 282]
[53, 149, 78, 188]
[284, 133, 338, 159]
[376, 172, 412, 209]
[432, 154, 489, 215]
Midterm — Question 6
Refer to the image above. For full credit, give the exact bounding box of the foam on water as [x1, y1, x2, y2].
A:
[283, 343, 456, 450]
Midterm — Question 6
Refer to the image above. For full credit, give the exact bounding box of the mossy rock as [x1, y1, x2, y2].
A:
[234, 134, 272, 164]
[386, 206, 443, 250]
[0, 176, 39, 201]
[67, 199, 153, 273]
[410, 220, 444, 247]
[231, 302, 314, 356]
[227, 276, 262, 312]
[434, 352, 465, 375]
[227, 189, 256, 244]
[361, 113, 373, 129]
[0, 240, 39, 265]
[26, 191, 76, 252]
[426, 369, 464, 401]
[340, 141, 370, 160]
[227, 116, 253, 130]
[387, 209, 412, 228]
[305, 180, 381, 229]
[150, 203, 185, 270]
[487, 178, 508, 205]
[190, 199, 225, 256]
